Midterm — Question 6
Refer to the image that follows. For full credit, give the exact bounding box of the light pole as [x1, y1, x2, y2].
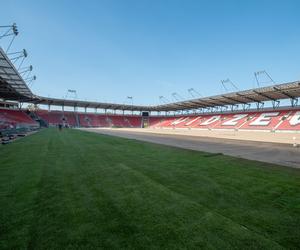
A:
[159, 96, 170, 104]
[66, 89, 77, 100]
[127, 96, 133, 105]
[188, 88, 202, 98]
[254, 70, 275, 88]
[221, 79, 239, 92]
[127, 96, 133, 114]
[172, 92, 184, 101]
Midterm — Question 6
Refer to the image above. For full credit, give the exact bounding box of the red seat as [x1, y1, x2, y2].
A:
[275, 111, 300, 131]
[33, 109, 300, 131]
[149, 109, 300, 131]
[0, 108, 37, 129]
[36, 110, 77, 127]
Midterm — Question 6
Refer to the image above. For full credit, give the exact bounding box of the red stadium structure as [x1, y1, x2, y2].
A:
[1, 107, 299, 132]
[1, 26, 300, 137]
[149, 109, 300, 131]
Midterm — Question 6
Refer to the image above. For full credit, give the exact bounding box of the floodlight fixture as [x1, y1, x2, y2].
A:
[127, 96, 133, 106]
[0, 23, 18, 39]
[26, 75, 37, 88]
[65, 89, 78, 99]
[19, 65, 33, 75]
[12, 23, 18, 36]
[8, 49, 28, 62]
[23, 49, 28, 57]
[25, 75, 36, 81]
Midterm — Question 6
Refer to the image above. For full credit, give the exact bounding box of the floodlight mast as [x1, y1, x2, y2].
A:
[127, 96, 133, 105]
[221, 80, 229, 92]
[0, 23, 19, 53]
[188, 88, 201, 98]
[126, 96, 134, 114]
[172, 92, 184, 101]
[1, 23, 37, 89]
[159, 96, 170, 104]
[254, 70, 275, 87]
[8, 49, 27, 61]
[65, 89, 78, 100]
[19, 65, 33, 75]
[26, 75, 37, 87]
[7, 49, 28, 70]
[221, 78, 239, 92]
[0, 23, 18, 38]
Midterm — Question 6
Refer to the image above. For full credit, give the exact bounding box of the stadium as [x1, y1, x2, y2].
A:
[1, 2, 300, 249]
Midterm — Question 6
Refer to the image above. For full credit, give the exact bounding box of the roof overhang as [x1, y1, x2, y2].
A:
[0, 47, 33, 100]
[153, 81, 300, 111]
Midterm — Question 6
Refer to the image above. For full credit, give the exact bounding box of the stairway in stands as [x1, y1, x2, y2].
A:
[124, 117, 132, 127]
[75, 113, 80, 127]
[28, 110, 47, 127]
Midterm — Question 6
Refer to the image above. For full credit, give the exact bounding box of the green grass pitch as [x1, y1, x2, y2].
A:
[0, 128, 300, 249]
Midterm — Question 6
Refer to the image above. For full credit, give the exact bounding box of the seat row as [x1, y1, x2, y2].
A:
[0, 108, 38, 130]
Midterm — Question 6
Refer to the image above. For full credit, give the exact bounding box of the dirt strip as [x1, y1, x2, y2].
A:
[80, 128, 300, 169]
[102, 127, 300, 144]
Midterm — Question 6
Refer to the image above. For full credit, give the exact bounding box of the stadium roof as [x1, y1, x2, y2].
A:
[1, 46, 300, 112]
[154, 81, 300, 111]
[28, 81, 300, 112]
[32, 96, 152, 111]
[0, 47, 33, 101]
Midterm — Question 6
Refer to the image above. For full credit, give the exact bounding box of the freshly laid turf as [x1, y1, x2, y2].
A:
[0, 129, 300, 249]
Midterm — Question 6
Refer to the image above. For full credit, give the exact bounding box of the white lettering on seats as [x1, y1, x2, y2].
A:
[171, 117, 189, 125]
[249, 112, 279, 126]
[222, 114, 248, 126]
[185, 116, 201, 126]
[200, 116, 221, 125]
[289, 111, 300, 126]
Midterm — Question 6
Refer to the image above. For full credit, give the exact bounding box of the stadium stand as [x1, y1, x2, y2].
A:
[239, 111, 288, 131]
[62, 112, 77, 127]
[0, 108, 39, 144]
[35, 110, 62, 126]
[1, 107, 299, 132]
[35, 110, 77, 127]
[149, 109, 300, 132]
[34, 110, 143, 128]
[0, 108, 38, 128]
[276, 110, 300, 131]
[148, 117, 163, 127]
[125, 116, 142, 127]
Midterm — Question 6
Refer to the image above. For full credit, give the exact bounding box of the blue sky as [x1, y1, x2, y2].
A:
[1, 0, 300, 105]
